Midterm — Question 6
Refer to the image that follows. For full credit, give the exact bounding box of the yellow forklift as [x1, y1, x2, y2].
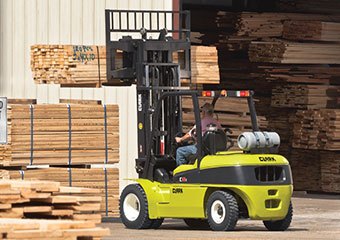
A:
[105, 10, 293, 231]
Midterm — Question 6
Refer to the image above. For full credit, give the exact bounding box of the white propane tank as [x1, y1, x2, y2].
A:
[237, 132, 280, 151]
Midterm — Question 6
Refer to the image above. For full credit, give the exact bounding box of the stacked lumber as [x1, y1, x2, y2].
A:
[216, 12, 340, 39]
[277, 0, 340, 14]
[257, 64, 340, 84]
[249, 41, 340, 64]
[0, 179, 103, 223]
[175, 46, 220, 84]
[271, 84, 339, 109]
[320, 151, 340, 193]
[181, 96, 268, 147]
[292, 109, 340, 150]
[283, 21, 340, 42]
[31, 45, 220, 86]
[2, 167, 119, 217]
[1, 103, 119, 167]
[289, 149, 322, 192]
[59, 99, 102, 105]
[0, 218, 109, 240]
[31, 45, 108, 87]
[267, 108, 297, 157]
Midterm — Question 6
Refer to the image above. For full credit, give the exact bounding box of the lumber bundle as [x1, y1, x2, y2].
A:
[31, 45, 220, 86]
[0, 218, 109, 240]
[31, 45, 108, 87]
[283, 21, 340, 42]
[320, 151, 340, 193]
[181, 97, 268, 147]
[292, 109, 340, 150]
[249, 41, 340, 64]
[0, 179, 104, 223]
[1, 167, 119, 217]
[0, 103, 119, 166]
[277, 0, 340, 14]
[175, 46, 220, 84]
[271, 84, 339, 109]
[289, 149, 322, 192]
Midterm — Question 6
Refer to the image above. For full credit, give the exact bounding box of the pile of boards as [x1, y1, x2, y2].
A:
[0, 101, 120, 217]
[181, 96, 268, 149]
[31, 45, 220, 87]
[292, 109, 340, 150]
[189, 6, 340, 193]
[0, 179, 109, 239]
[0, 103, 119, 166]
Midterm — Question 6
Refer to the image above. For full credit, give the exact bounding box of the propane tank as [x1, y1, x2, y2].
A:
[237, 132, 280, 151]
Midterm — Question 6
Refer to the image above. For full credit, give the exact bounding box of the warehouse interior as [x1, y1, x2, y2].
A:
[0, 0, 340, 238]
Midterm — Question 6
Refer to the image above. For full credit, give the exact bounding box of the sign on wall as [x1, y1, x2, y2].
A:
[0, 97, 7, 144]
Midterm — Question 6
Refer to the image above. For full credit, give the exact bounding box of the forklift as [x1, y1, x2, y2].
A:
[105, 10, 293, 231]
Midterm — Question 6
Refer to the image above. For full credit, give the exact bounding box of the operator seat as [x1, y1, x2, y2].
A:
[202, 128, 227, 155]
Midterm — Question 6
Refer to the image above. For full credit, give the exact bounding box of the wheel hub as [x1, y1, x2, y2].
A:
[123, 193, 141, 221]
[211, 200, 226, 224]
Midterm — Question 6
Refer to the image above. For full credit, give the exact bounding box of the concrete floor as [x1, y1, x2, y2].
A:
[101, 194, 340, 240]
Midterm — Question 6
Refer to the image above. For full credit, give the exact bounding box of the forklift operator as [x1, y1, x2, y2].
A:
[175, 103, 222, 166]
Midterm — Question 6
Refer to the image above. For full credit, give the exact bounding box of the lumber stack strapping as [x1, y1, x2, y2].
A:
[320, 151, 340, 193]
[1, 167, 119, 217]
[0, 179, 104, 223]
[271, 84, 339, 109]
[181, 96, 268, 148]
[292, 109, 340, 150]
[1, 103, 119, 167]
[249, 41, 340, 64]
[0, 218, 110, 240]
[289, 149, 322, 192]
[31, 45, 220, 86]
[283, 21, 340, 42]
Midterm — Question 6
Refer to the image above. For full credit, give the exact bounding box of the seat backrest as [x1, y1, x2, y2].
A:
[202, 129, 227, 155]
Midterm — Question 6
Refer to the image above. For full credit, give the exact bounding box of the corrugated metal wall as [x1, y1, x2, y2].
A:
[0, 0, 172, 189]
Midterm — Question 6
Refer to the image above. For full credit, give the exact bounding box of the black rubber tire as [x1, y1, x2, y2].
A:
[263, 202, 293, 231]
[120, 184, 153, 229]
[206, 191, 239, 231]
[183, 218, 210, 230]
[149, 218, 164, 229]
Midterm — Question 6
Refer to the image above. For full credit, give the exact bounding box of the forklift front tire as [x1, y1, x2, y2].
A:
[120, 184, 153, 229]
[263, 202, 293, 231]
[207, 191, 239, 231]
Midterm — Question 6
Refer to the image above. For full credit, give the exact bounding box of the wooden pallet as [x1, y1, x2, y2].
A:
[0, 103, 119, 167]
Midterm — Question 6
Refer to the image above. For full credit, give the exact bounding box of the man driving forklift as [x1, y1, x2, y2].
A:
[175, 102, 222, 166]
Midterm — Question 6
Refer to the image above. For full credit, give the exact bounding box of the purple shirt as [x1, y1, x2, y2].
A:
[189, 116, 222, 137]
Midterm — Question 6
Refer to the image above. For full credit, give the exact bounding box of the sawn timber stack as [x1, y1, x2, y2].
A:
[31, 45, 220, 87]
[0, 103, 119, 167]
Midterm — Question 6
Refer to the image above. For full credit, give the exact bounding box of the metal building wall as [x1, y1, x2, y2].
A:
[0, 0, 172, 189]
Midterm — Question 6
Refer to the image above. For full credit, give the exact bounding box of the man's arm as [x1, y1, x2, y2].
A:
[175, 126, 196, 143]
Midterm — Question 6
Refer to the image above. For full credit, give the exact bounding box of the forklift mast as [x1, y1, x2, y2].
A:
[105, 10, 193, 178]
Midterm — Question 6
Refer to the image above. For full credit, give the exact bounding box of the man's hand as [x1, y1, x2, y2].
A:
[175, 137, 182, 143]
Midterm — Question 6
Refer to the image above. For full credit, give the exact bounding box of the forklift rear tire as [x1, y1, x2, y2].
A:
[183, 218, 210, 229]
[263, 202, 293, 231]
[206, 191, 239, 231]
[120, 184, 153, 229]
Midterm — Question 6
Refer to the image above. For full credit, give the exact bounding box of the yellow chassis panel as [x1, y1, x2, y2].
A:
[135, 179, 292, 221]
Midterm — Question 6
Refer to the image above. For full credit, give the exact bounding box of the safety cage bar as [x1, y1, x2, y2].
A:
[105, 10, 191, 40]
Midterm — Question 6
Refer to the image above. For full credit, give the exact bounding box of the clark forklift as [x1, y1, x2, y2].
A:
[105, 10, 293, 231]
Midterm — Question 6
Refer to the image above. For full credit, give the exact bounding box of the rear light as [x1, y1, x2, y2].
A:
[238, 90, 250, 97]
[202, 91, 214, 97]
